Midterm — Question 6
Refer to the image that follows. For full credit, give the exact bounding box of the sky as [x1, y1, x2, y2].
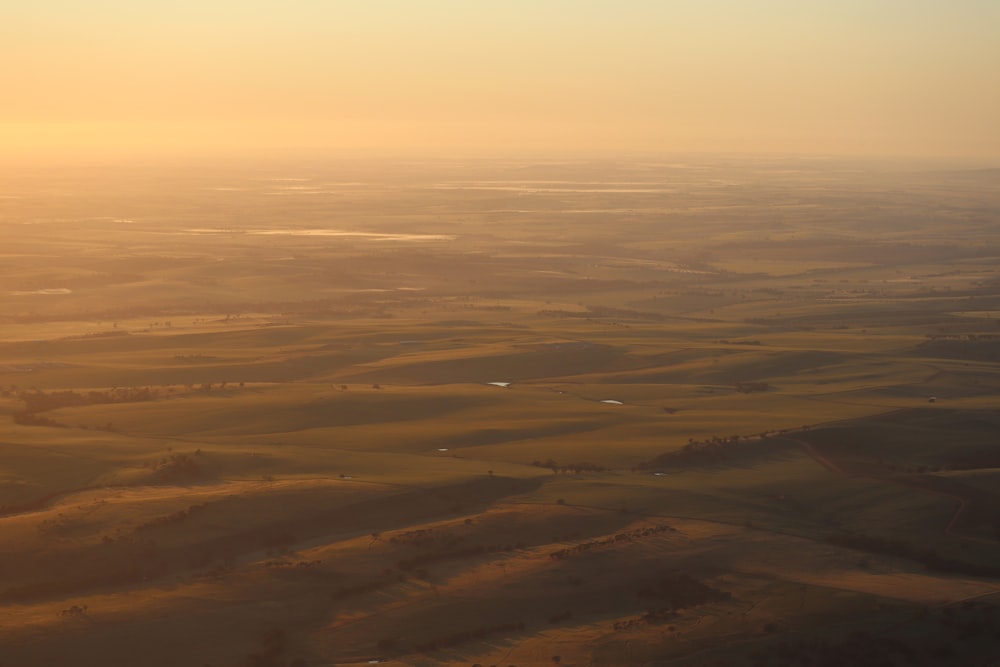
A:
[2, 0, 999, 160]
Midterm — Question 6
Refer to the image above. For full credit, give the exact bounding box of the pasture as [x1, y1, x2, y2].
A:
[1, 156, 999, 665]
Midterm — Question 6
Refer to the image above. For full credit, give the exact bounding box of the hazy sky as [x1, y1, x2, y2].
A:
[3, 0, 999, 159]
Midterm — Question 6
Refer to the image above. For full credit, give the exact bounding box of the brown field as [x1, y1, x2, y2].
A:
[1, 156, 999, 666]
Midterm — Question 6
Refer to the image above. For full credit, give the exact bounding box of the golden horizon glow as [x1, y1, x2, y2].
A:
[3, 1, 999, 160]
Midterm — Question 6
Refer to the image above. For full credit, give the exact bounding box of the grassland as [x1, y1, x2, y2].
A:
[1, 156, 999, 666]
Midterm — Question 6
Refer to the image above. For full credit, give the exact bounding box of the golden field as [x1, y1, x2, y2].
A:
[1, 157, 999, 666]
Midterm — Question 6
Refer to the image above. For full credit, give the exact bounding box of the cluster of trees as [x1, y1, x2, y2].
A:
[549, 525, 673, 560]
[58, 604, 88, 617]
[263, 559, 321, 571]
[64, 330, 129, 339]
[388, 526, 451, 547]
[189, 381, 242, 392]
[11, 383, 248, 429]
[17, 387, 159, 412]
[459, 303, 511, 312]
[638, 435, 759, 469]
[531, 459, 609, 474]
[924, 333, 1000, 341]
[134, 502, 209, 532]
[100, 531, 138, 546]
[586, 304, 664, 321]
[12, 386, 165, 429]
[150, 453, 206, 482]
[638, 426, 812, 471]
[612, 608, 678, 631]
[535, 307, 639, 327]
[608, 575, 730, 630]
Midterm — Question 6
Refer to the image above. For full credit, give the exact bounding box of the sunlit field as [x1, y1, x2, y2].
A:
[1, 156, 999, 666]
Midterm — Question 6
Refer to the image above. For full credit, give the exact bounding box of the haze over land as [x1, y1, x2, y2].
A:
[3, 1, 999, 161]
[3, 2, 1000, 666]
[2, 156, 1000, 665]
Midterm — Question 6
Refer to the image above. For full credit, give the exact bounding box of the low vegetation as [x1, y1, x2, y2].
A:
[0, 157, 998, 666]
